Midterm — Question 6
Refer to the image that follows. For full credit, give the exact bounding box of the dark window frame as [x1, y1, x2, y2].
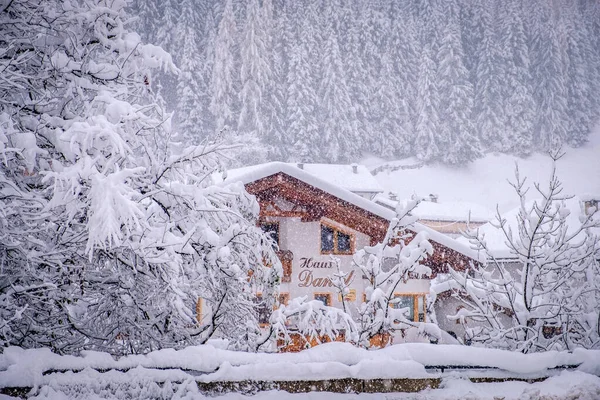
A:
[320, 223, 354, 255]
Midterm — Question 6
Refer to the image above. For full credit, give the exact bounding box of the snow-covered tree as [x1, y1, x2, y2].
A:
[389, 2, 419, 157]
[449, 161, 600, 352]
[264, 295, 358, 351]
[0, 0, 279, 355]
[353, 201, 434, 347]
[561, 1, 597, 147]
[237, 0, 271, 138]
[210, 0, 239, 134]
[497, 0, 534, 154]
[436, 2, 481, 164]
[174, 0, 205, 142]
[316, 0, 360, 163]
[527, 0, 569, 151]
[369, 50, 410, 159]
[473, 3, 505, 152]
[262, 0, 287, 161]
[286, 1, 321, 162]
[131, 0, 600, 165]
[413, 46, 441, 162]
[341, 2, 369, 148]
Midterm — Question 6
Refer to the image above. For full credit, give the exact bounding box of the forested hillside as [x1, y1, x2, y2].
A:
[132, 0, 600, 165]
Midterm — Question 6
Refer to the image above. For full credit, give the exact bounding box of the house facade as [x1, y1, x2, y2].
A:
[219, 162, 482, 343]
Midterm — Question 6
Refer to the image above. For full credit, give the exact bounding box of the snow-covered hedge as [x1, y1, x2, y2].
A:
[2, 342, 599, 389]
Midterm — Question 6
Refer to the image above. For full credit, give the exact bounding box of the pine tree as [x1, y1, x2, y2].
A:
[473, 3, 505, 152]
[389, 2, 419, 157]
[210, 0, 239, 134]
[458, 0, 482, 80]
[287, 3, 320, 162]
[495, 1, 534, 154]
[238, 0, 271, 138]
[341, 1, 369, 147]
[262, 0, 287, 161]
[413, 46, 441, 162]
[436, 2, 481, 164]
[175, 0, 205, 142]
[527, 0, 569, 151]
[316, 0, 360, 162]
[562, 1, 596, 147]
[130, 0, 162, 44]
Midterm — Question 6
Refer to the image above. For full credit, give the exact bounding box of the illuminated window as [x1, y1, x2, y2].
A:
[314, 293, 332, 306]
[338, 289, 357, 302]
[321, 224, 354, 254]
[390, 294, 426, 323]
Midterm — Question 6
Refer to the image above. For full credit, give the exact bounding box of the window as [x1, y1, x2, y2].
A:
[320, 224, 354, 254]
[321, 225, 334, 252]
[260, 222, 280, 248]
[314, 293, 332, 306]
[390, 295, 415, 321]
[390, 294, 426, 323]
[338, 289, 357, 302]
[337, 231, 352, 253]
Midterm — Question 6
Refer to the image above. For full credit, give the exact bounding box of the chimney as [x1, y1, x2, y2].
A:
[429, 194, 438, 203]
[351, 163, 358, 174]
[389, 192, 397, 201]
[297, 162, 304, 170]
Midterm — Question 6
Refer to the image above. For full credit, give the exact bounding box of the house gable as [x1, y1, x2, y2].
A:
[247, 172, 389, 244]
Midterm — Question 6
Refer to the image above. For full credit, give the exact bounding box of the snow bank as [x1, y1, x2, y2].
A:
[1, 343, 598, 389]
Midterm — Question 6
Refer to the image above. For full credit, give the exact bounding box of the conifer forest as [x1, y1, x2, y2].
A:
[133, 0, 600, 165]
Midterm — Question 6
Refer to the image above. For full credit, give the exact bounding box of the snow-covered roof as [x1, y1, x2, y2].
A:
[221, 162, 383, 194]
[218, 162, 485, 262]
[456, 197, 599, 259]
[374, 195, 494, 223]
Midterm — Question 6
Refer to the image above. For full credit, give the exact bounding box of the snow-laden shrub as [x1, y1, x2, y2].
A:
[0, 0, 280, 355]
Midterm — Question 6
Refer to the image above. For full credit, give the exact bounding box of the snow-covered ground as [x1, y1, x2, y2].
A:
[367, 124, 600, 214]
[1, 343, 599, 399]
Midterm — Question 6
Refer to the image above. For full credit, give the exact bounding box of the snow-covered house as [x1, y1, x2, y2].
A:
[374, 194, 493, 238]
[218, 162, 483, 341]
